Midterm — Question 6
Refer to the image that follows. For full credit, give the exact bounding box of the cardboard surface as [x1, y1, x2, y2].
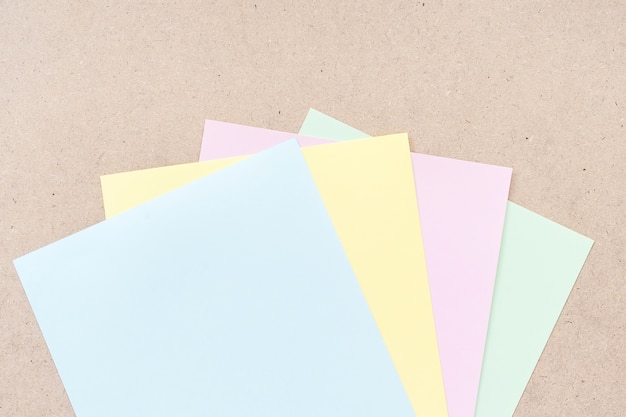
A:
[102, 135, 448, 417]
[14, 141, 416, 417]
[201, 119, 513, 417]
[1, 2, 624, 416]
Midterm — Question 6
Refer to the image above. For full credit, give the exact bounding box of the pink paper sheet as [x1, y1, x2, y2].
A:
[199, 120, 328, 160]
[200, 119, 512, 417]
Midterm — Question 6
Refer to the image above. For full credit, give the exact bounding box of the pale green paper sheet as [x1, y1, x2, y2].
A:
[475, 202, 593, 416]
[300, 109, 368, 140]
[299, 110, 594, 417]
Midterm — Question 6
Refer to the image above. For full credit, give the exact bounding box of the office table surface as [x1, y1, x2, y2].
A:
[1, 2, 624, 416]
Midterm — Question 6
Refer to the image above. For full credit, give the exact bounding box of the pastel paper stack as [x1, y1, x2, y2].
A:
[102, 134, 449, 417]
[12, 108, 593, 417]
[298, 110, 595, 417]
[200, 119, 513, 417]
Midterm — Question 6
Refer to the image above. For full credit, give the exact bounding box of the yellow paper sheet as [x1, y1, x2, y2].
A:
[100, 135, 448, 417]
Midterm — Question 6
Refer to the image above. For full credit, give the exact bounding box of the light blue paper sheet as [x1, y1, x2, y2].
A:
[14, 140, 415, 417]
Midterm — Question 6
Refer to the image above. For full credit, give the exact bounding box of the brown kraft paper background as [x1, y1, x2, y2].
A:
[0, 2, 624, 416]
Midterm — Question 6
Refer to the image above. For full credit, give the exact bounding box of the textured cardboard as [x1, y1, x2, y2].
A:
[1, 2, 624, 416]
